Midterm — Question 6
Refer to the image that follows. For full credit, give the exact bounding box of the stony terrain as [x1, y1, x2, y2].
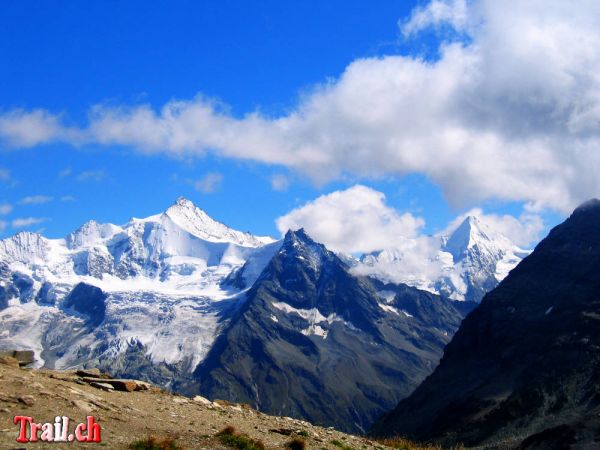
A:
[0, 360, 398, 450]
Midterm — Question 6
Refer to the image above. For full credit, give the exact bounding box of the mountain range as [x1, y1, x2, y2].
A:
[355, 215, 529, 303]
[0, 197, 523, 432]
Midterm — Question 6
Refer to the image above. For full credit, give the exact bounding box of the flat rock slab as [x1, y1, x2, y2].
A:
[81, 377, 148, 392]
[90, 382, 115, 392]
[76, 368, 112, 379]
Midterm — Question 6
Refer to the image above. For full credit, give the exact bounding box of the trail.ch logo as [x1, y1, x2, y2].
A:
[13, 415, 101, 443]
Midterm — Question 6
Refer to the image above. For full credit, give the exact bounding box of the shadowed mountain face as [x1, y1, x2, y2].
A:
[190, 229, 473, 434]
[371, 199, 600, 449]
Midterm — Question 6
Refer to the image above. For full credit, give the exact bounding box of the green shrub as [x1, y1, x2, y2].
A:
[331, 439, 355, 450]
[215, 425, 266, 450]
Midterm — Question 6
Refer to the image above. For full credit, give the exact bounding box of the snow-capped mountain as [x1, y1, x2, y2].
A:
[355, 216, 530, 302]
[0, 202, 475, 432]
[189, 229, 474, 433]
[0, 197, 279, 372]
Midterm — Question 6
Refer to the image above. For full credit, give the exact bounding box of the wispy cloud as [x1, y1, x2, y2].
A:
[77, 170, 106, 182]
[270, 174, 290, 192]
[0, 220, 6, 232]
[194, 172, 223, 193]
[11, 217, 48, 228]
[19, 195, 53, 205]
[58, 167, 72, 178]
[0, 168, 10, 182]
[60, 195, 76, 202]
[0, 203, 12, 215]
[0, 109, 82, 147]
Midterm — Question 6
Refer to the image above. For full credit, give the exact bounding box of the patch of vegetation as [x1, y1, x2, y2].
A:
[377, 437, 464, 450]
[285, 437, 306, 450]
[331, 439, 355, 450]
[128, 436, 182, 450]
[216, 425, 266, 450]
[295, 430, 310, 438]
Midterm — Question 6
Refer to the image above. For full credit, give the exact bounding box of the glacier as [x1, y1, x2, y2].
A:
[0, 197, 280, 371]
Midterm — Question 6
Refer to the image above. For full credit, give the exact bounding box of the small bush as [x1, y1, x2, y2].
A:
[128, 435, 182, 450]
[377, 437, 464, 450]
[285, 437, 306, 450]
[216, 425, 266, 450]
[330, 440, 354, 450]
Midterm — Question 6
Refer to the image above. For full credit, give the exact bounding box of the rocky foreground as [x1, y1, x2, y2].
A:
[0, 359, 406, 450]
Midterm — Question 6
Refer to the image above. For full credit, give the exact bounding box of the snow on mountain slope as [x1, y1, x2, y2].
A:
[354, 216, 530, 302]
[0, 198, 278, 372]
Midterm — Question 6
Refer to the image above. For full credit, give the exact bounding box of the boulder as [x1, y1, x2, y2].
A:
[0, 350, 35, 366]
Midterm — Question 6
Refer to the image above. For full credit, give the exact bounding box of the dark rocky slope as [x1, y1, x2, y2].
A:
[189, 229, 472, 434]
[371, 200, 600, 449]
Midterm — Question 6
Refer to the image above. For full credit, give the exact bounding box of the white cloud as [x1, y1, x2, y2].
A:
[77, 170, 106, 182]
[400, 0, 469, 37]
[11, 217, 47, 228]
[61, 195, 76, 202]
[194, 172, 223, 193]
[0, 109, 81, 147]
[276, 185, 425, 254]
[0, 203, 12, 215]
[19, 195, 53, 205]
[270, 174, 290, 192]
[1, 1, 600, 212]
[0, 220, 6, 232]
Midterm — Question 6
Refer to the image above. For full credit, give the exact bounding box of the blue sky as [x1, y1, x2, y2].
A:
[1, 0, 593, 248]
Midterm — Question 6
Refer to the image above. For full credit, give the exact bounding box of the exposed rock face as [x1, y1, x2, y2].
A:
[63, 283, 107, 326]
[192, 230, 473, 433]
[371, 199, 600, 449]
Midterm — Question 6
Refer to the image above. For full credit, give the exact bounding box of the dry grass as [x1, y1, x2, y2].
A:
[128, 435, 183, 450]
[216, 425, 266, 450]
[285, 437, 306, 450]
[377, 437, 465, 450]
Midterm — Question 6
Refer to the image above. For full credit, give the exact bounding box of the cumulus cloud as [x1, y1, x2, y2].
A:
[11, 217, 47, 228]
[194, 172, 223, 193]
[0, 203, 12, 215]
[276, 185, 425, 254]
[1, 1, 600, 212]
[400, 0, 469, 37]
[19, 195, 53, 205]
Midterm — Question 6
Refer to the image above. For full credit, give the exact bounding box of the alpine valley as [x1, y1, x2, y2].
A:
[0, 198, 525, 433]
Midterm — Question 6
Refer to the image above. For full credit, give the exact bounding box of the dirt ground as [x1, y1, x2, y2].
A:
[0, 361, 393, 449]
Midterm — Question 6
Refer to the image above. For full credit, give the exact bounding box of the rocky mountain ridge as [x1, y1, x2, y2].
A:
[371, 199, 600, 449]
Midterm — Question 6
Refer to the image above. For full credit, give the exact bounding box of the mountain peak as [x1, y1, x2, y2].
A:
[572, 198, 600, 215]
[444, 215, 491, 260]
[164, 197, 273, 247]
[279, 228, 336, 271]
